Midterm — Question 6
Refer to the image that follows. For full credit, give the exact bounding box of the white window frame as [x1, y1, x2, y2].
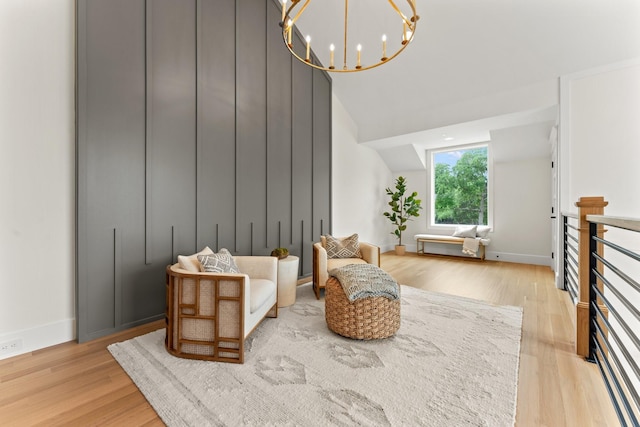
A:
[426, 143, 494, 233]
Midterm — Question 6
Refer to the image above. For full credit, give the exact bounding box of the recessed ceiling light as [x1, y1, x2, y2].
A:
[444, 136, 455, 141]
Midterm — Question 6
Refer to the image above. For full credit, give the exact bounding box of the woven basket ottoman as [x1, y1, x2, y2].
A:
[325, 276, 400, 340]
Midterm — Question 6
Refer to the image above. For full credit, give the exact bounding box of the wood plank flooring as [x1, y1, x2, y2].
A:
[0, 253, 618, 426]
[383, 253, 617, 427]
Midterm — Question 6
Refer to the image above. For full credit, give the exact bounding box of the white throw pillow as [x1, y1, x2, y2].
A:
[476, 226, 491, 238]
[452, 225, 477, 238]
[177, 246, 214, 272]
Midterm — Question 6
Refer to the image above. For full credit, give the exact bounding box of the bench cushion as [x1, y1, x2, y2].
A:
[414, 234, 491, 246]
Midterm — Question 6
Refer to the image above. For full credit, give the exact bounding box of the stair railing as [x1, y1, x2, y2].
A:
[586, 214, 640, 427]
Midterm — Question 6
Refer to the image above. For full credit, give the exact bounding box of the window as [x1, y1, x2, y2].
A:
[429, 144, 491, 227]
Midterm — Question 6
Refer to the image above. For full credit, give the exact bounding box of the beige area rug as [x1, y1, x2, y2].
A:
[108, 284, 523, 426]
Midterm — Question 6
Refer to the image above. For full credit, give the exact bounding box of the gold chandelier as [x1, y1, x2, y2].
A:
[280, 0, 419, 73]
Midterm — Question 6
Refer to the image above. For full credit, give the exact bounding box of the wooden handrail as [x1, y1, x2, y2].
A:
[586, 215, 640, 233]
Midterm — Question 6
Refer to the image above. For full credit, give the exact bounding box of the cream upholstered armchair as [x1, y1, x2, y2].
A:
[312, 234, 380, 299]
[165, 250, 277, 364]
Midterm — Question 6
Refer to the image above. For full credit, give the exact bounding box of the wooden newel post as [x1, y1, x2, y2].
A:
[575, 196, 608, 357]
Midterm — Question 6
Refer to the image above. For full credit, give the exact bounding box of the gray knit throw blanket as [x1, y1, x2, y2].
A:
[329, 264, 399, 302]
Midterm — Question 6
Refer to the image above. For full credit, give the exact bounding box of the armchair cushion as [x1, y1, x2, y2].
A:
[250, 279, 277, 313]
[234, 255, 278, 281]
[324, 233, 362, 259]
[177, 246, 214, 272]
[198, 249, 239, 273]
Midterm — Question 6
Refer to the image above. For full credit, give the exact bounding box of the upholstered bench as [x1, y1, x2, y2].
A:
[414, 233, 490, 260]
[325, 265, 400, 340]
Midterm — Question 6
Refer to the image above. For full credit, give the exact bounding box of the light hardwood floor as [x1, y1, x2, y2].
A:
[0, 253, 617, 426]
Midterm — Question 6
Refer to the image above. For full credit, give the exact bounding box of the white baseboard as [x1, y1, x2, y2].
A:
[403, 244, 418, 253]
[485, 251, 552, 267]
[380, 244, 398, 254]
[379, 244, 419, 254]
[0, 318, 75, 360]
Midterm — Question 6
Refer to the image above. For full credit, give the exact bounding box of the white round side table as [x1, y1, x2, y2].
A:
[277, 255, 299, 307]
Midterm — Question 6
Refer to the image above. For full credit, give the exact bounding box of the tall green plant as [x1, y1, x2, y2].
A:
[383, 176, 422, 246]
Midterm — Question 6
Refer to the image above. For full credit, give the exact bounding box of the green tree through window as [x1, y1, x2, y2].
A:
[433, 147, 488, 225]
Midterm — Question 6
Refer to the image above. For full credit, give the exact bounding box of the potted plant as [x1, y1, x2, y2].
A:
[270, 247, 289, 259]
[383, 176, 422, 255]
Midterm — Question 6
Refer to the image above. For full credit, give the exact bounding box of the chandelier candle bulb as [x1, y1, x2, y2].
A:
[356, 44, 362, 69]
[281, 0, 287, 23]
[305, 35, 311, 62]
[402, 22, 407, 44]
[287, 20, 292, 46]
[381, 34, 387, 60]
[329, 44, 335, 69]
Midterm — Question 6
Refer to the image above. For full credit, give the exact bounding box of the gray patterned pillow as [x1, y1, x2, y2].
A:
[197, 248, 239, 273]
[324, 234, 362, 259]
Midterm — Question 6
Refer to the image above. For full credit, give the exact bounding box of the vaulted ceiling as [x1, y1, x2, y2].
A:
[292, 0, 640, 170]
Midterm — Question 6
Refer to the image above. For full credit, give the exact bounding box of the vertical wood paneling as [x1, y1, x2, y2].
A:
[138, 0, 197, 325]
[292, 31, 314, 275]
[146, 0, 196, 263]
[313, 69, 332, 240]
[77, 0, 146, 340]
[197, 0, 236, 252]
[113, 228, 122, 328]
[266, 2, 293, 252]
[236, 0, 268, 255]
[77, 0, 330, 342]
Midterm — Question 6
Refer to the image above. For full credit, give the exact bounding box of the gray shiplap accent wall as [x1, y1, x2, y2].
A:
[197, 0, 236, 252]
[76, 0, 332, 342]
[313, 68, 332, 242]
[291, 32, 314, 276]
[266, 0, 293, 251]
[78, 0, 149, 339]
[236, 0, 268, 256]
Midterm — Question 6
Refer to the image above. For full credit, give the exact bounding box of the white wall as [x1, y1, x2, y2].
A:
[0, 0, 75, 359]
[491, 157, 551, 264]
[565, 61, 640, 215]
[331, 94, 394, 251]
[559, 59, 640, 401]
[559, 60, 640, 274]
[488, 123, 552, 265]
